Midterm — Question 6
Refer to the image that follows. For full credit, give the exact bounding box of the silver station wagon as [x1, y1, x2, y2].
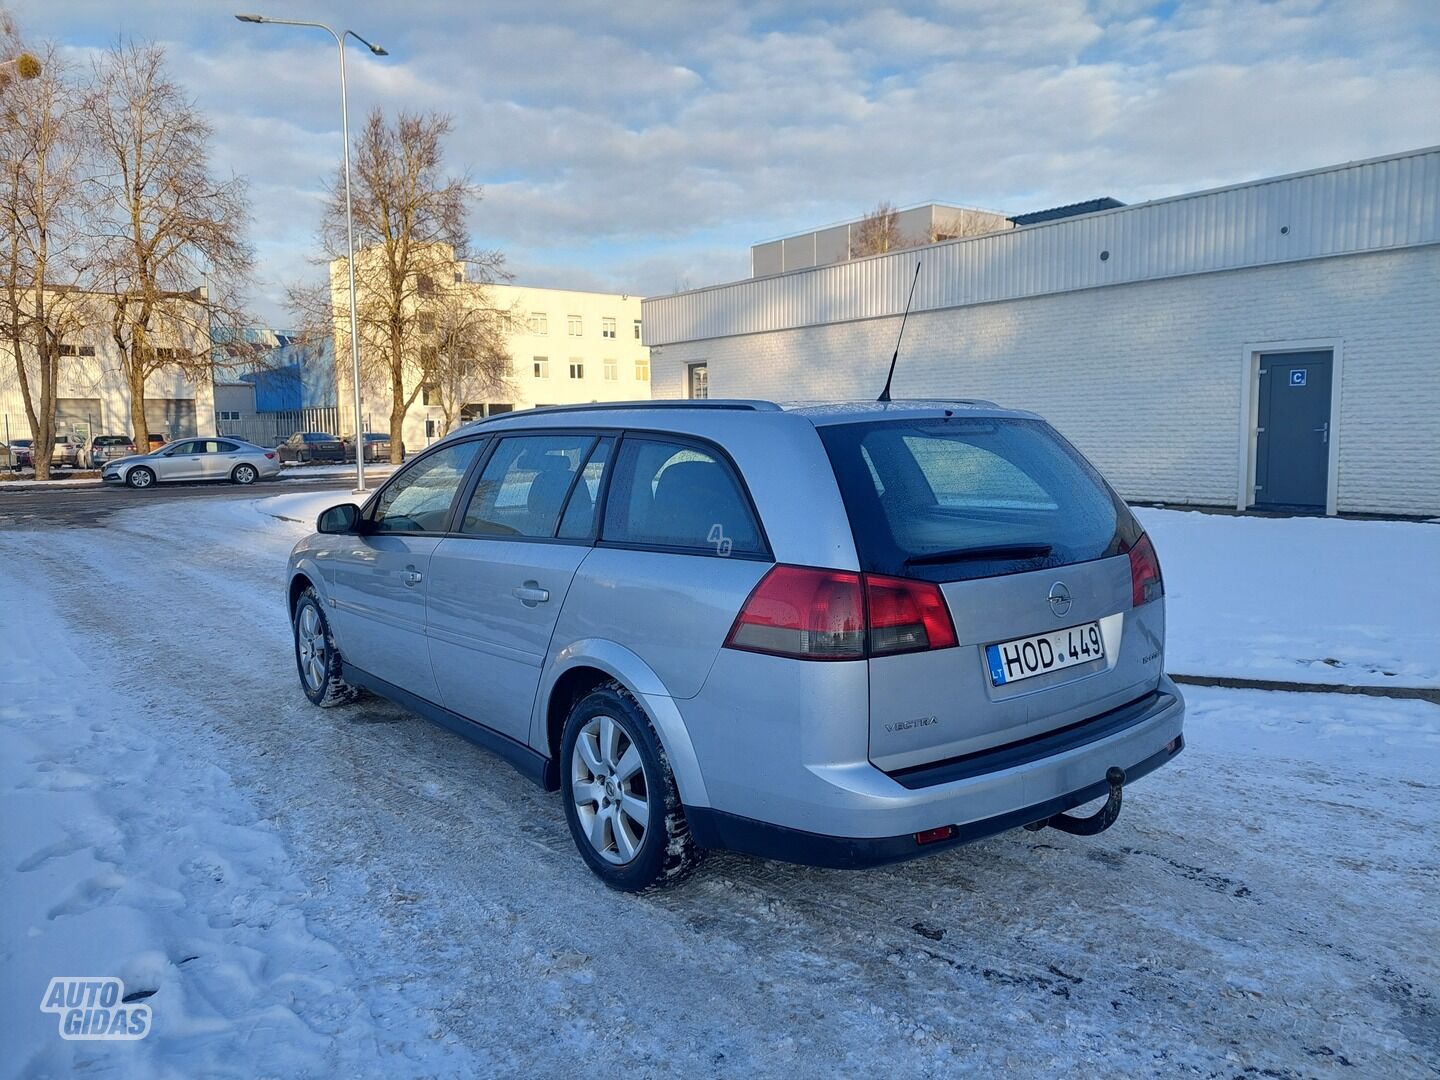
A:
[288, 400, 1184, 890]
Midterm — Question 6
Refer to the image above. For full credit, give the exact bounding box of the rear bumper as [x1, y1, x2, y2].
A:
[686, 677, 1185, 867]
[688, 733, 1182, 868]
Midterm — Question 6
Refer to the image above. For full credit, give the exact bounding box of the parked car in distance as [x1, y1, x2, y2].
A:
[102, 437, 281, 488]
[342, 431, 404, 463]
[277, 431, 346, 464]
[51, 435, 84, 468]
[85, 434, 137, 469]
[287, 399, 1185, 891]
[7, 437, 33, 468]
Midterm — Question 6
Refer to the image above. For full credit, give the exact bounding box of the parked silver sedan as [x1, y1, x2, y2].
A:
[101, 437, 282, 488]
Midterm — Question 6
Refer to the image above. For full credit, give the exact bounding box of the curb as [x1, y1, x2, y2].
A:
[1172, 673, 1439, 704]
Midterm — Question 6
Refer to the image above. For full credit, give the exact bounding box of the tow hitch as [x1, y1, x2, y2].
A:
[1024, 766, 1126, 836]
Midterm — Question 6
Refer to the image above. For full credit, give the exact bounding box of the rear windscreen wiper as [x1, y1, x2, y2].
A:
[904, 543, 1053, 567]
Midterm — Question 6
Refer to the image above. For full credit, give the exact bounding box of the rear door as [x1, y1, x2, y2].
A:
[427, 433, 609, 743]
[821, 417, 1159, 772]
[326, 439, 484, 698]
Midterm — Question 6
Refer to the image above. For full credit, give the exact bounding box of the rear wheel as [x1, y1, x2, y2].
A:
[560, 682, 703, 891]
[293, 588, 362, 707]
[231, 462, 258, 485]
[126, 466, 155, 489]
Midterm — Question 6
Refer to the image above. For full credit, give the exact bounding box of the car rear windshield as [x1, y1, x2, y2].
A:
[819, 416, 1141, 582]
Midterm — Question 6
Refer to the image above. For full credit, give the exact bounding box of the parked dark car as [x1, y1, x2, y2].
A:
[277, 431, 346, 464]
[147, 433, 170, 451]
[84, 434, 137, 469]
[342, 432, 404, 463]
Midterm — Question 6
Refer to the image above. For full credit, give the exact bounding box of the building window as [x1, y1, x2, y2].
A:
[58, 343, 97, 357]
[425, 418, 442, 439]
[633, 319, 641, 340]
[418, 274, 436, 296]
[567, 315, 582, 336]
[418, 312, 435, 334]
[569, 361, 585, 379]
[635, 357, 650, 381]
[533, 357, 549, 378]
[216, 410, 242, 422]
[602, 317, 616, 339]
[528, 313, 548, 335]
[688, 363, 708, 400]
[603, 358, 618, 381]
[422, 384, 439, 406]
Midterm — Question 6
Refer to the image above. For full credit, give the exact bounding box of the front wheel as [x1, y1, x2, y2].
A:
[292, 587, 362, 707]
[560, 682, 703, 891]
[231, 463, 258, 485]
[126, 466, 155, 489]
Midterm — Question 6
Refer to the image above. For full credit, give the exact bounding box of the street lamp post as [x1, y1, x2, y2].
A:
[235, 14, 386, 494]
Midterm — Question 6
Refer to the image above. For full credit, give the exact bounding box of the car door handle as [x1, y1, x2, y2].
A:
[512, 583, 550, 605]
[402, 567, 424, 587]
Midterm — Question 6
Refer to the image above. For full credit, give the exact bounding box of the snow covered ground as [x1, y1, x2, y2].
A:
[1138, 507, 1440, 688]
[1, 496, 1437, 1077]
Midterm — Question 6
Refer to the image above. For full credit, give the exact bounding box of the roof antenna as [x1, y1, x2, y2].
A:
[878, 260, 921, 403]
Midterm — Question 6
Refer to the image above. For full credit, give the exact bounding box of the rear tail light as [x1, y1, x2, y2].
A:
[264, 452, 276, 460]
[1128, 533, 1164, 607]
[725, 565, 958, 661]
[725, 566, 865, 659]
[865, 573, 958, 655]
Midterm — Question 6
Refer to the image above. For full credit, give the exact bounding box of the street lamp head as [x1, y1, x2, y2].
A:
[369, 44, 389, 56]
[234, 14, 265, 24]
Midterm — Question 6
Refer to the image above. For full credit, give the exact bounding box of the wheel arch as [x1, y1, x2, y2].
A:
[538, 642, 710, 807]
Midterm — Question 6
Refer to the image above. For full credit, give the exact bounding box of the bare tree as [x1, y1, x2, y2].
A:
[850, 200, 903, 257]
[427, 283, 516, 435]
[0, 11, 41, 95]
[0, 42, 92, 479]
[85, 40, 252, 450]
[318, 108, 503, 462]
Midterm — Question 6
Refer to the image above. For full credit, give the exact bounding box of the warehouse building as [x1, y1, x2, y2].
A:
[642, 147, 1440, 517]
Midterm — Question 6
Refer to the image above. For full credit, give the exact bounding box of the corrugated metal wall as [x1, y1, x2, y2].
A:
[644, 148, 1440, 346]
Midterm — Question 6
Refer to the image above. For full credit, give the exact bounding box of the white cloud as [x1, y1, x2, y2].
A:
[9, 0, 1438, 323]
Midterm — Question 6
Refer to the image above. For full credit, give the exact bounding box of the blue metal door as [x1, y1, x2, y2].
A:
[1255, 351, 1332, 512]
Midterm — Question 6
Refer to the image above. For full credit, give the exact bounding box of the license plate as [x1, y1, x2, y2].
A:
[986, 621, 1105, 686]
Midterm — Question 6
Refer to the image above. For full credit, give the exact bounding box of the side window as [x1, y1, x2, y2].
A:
[169, 440, 199, 455]
[371, 440, 482, 534]
[215, 441, 239, 453]
[602, 438, 763, 555]
[459, 434, 593, 538]
[556, 437, 613, 540]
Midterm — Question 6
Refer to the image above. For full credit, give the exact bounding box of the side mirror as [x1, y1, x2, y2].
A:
[317, 502, 362, 534]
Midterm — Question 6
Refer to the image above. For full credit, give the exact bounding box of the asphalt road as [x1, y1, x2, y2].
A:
[0, 475, 368, 530]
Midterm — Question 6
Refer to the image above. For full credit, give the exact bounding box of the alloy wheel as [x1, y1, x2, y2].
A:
[571, 714, 650, 864]
[296, 604, 327, 692]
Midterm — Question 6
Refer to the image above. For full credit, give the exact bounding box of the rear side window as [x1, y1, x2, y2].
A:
[602, 437, 763, 556]
[821, 418, 1139, 582]
[557, 438, 613, 540]
[371, 440, 481, 533]
[460, 434, 593, 538]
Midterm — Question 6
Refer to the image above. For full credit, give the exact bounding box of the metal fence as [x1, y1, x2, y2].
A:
[216, 407, 356, 448]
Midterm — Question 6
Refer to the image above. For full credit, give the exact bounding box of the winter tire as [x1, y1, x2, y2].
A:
[126, 466, 155, 489]
[231, 463, 258, 485]
[560, 681, 703, 891]
[293, 587, 362, 708]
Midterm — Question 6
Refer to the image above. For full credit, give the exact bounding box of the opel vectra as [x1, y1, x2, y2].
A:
[287, 400, 1184, 890]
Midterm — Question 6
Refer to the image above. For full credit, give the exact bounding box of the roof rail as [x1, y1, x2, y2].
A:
[912, 397, 1000, 408]
[468, 399, 782, 424]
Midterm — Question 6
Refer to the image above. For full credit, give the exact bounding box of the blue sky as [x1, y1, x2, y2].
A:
[11, 0, 1439, 324]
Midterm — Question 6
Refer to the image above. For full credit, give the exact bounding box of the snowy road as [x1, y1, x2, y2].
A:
[2, 495, 1437, 1078]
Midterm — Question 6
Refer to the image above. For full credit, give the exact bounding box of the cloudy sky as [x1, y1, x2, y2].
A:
[11, 0, 1439, 325]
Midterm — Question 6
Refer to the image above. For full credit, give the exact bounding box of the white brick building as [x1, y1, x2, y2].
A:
[643, 148, 1440, 517]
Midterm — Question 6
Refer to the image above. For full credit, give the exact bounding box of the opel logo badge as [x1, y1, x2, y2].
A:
[1048, 582, 1072, 617]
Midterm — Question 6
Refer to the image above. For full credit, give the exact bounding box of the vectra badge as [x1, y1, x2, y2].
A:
[1048, 582, 1072, 618]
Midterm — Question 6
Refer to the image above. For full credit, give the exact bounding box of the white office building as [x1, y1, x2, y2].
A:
[643, 147, 1440, 517]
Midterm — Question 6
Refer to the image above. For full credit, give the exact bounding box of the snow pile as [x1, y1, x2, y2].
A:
[1138, 508, 1439, 687]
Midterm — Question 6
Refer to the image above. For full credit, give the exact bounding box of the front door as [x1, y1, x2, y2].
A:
[1254, 351, 1332, 512]
[427, 433, 607, 742]
[326, 439, 484, 698]
[156, 439, 207, 481]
